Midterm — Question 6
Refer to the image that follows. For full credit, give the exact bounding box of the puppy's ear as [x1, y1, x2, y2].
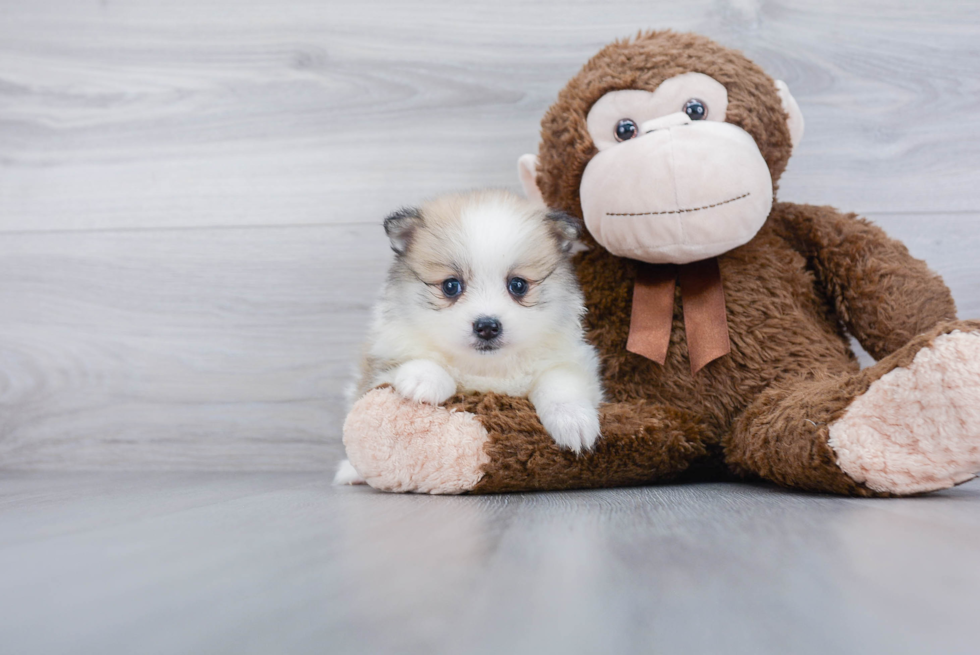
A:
[546, 210, 582, 254]
[383, 207, 423, 256]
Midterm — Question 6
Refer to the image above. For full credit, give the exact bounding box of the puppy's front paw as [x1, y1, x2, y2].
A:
[538, 402, 601, 454]
[393, 360, 457, 405]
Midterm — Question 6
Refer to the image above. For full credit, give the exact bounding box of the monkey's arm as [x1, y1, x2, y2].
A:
[774, 201, 956, 360]
[342, 387, 713, 494]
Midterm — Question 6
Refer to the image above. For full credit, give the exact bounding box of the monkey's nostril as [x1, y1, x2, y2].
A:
[473, 317, 502, 341]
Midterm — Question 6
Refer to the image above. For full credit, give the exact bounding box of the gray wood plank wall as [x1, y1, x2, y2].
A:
[1, 0, 978, 469]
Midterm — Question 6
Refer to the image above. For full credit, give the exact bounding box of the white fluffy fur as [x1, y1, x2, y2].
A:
[333, 459, 365, 486]
[358, 191, 603, 456]
[392, 359, 458, 405]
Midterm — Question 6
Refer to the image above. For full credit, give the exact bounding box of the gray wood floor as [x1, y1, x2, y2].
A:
[1, 473, 979, 655]
[2, 2, 980, 653]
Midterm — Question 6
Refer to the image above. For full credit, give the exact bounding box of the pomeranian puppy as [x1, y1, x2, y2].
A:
[335, 190, 603, 484]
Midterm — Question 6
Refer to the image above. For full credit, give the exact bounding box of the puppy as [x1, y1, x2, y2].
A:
[335, 190, 603, 485]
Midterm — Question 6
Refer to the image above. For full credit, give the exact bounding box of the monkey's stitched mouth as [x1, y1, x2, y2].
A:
[605, 192, 751, 217]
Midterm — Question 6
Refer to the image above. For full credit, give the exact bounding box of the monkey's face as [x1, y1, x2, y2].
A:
[579, 72, 774, 265]
[523, 32, 804, 265]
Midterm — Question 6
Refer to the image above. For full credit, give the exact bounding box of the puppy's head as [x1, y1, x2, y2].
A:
[384, 190, 583, 362]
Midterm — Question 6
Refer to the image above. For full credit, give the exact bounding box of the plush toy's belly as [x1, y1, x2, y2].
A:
[578, 223, 859, 436]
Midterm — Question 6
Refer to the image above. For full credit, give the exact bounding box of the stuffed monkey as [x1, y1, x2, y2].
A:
[342, 31, 980, 496]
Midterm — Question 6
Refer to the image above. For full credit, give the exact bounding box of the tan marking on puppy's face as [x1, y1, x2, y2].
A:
[391, 189, 583, 357]
[404, 190, 573, 310]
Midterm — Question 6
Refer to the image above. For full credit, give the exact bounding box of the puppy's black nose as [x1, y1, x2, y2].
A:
[473, 316, 502, 341]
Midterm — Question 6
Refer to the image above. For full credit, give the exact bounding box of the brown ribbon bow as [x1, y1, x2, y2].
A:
[626, 258, 731, 375]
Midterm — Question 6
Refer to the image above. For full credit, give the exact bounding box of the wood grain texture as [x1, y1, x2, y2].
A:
[0, 224, 390, 469]
[1, 0, 978, 233]
[0, 0, 978, 469]
[1, 473, 979, 654]
[0, 213, 976, 469]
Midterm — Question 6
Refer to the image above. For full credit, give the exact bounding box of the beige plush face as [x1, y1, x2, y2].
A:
[578, 72, 775, 264]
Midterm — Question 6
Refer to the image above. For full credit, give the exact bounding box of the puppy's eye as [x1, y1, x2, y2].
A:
[507, 277, 528, 297]
[441, 278, 463, 297]
[615, 118, 638, 141]
[684, 98, 707, 120]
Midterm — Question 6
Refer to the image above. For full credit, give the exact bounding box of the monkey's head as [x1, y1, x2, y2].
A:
[519, 31, 804, 264]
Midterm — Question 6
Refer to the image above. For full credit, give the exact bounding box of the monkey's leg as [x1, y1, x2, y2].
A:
[342, 389, 714, 494]
[726, 321, 980, 496]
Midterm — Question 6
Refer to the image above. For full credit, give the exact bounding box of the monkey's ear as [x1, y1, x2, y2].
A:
[546, 210, 581, 254]
[383, 207, 423, 255]
[775, 80, 805, 150]
[518, 154, 546, 207]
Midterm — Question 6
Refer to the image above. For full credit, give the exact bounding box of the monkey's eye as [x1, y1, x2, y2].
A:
[507, 277, 529, 297]
[614, 119, 638, 141]
[684, 98, 707, 120]
[441, 278, 463, 297]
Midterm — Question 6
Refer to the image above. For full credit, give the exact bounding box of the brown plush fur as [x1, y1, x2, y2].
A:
[451, 394, 713, 493]
[537, 31, 794, 247]
[459, 31, 960, 495]
[726, 319, 979, 496]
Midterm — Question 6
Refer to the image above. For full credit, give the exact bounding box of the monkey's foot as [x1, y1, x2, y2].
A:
[342, 387, 490, 494]
[829, 330, 980, 494]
